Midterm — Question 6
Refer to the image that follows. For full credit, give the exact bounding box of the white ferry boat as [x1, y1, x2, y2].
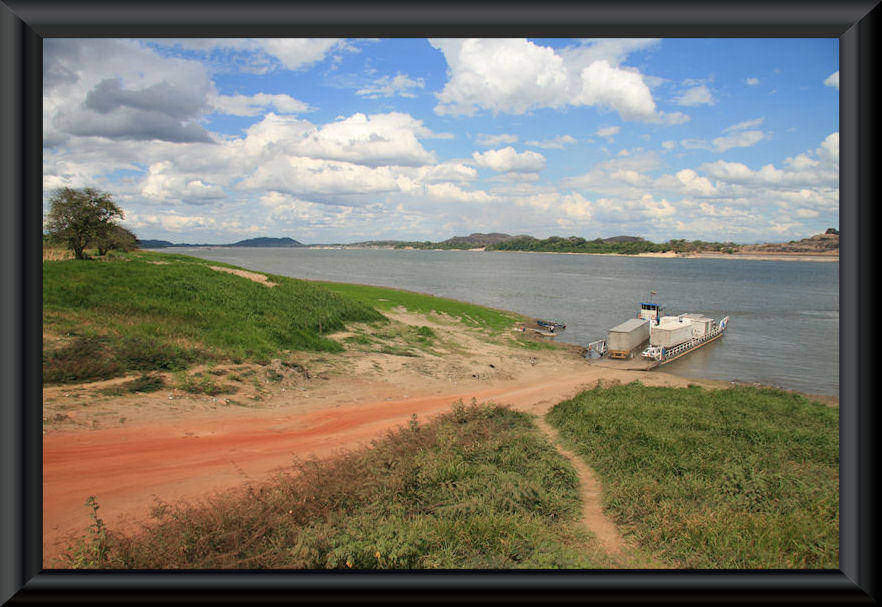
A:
[641, 311, 729, 365]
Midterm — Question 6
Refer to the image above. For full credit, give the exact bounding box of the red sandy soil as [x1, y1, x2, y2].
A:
[45, 370, 686, 566]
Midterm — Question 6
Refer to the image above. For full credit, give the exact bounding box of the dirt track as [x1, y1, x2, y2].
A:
[43, 366, 714, 566]
[44, 374, 592, 564]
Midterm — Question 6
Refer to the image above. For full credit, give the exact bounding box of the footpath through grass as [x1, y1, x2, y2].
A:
[546, 383, 838, 569]
[64, 403, 618, 569]
[43, 251, 384, 384]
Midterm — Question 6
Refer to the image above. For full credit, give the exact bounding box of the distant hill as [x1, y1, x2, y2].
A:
[740, 231, 839, 255]
[230, 237, 303, 248]
[136, 239, 175, 249]
[137, 237, 303, 249]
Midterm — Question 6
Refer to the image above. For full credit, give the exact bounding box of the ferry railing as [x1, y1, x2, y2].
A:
[658, 325, 723, 361]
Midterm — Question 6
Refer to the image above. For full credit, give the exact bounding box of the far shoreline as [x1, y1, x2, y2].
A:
[205, 245, 839, 263]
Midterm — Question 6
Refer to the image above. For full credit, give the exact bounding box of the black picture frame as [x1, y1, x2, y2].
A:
[1, 1, 878, 603]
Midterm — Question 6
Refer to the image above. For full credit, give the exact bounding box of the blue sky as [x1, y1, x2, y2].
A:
[43, 38, 838, 244]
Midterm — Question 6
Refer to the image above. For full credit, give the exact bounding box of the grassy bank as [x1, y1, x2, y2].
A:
[43, 251, 384, 384]
[316, 281, 522, 332]
[546, 383, 838, 569]
[43, 251, 530, 384]
[63, 403, 616, 569]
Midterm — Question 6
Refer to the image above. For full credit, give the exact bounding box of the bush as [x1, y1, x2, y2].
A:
[43, 337, 123, 384]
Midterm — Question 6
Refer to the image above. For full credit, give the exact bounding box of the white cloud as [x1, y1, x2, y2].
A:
[661, 140, 676, 150]
[673, 84, 714, 106]
[141, 161, 226, 203]
[672, 168, 716, 196]
[711, 130, 767, 153]
[745, 77, 760, 86]
[431, 39, 567, 116]
[595, 126, 621, 140]
[404, 162, 478, 183]
[524, 135, 577, 149]
[210, 93, 311, 116]
[430, 38, 660, 122]
[561, 151, 662, 194]
[657, 111, 691, 125]
[680, 138, 711, 151]
[824, 71, 839, 91]
[679, 129, 768, 154]
[700, 132, 838, 188]
[424, 182, 497, 204]
[126, 212, 217, 232]
[356, 73, 426, 98]
[723, 117, 764, 133]
[149, 38, 355, 73]
[472, 147, 546, 173]
[256, 39, 350, 70]
[784, 153, 820, 171]
[476, 133, 519, 147]
[574, 60, 657, 121]
[241, 112, 438, 167]
[240, 156, 401, 198]
[641, 194, 677, 218]
[817, 132, 838, 164]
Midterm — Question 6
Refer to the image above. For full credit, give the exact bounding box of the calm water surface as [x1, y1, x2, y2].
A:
[169, 248, 839, 396]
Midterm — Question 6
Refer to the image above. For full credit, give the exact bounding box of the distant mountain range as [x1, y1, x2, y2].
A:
[137, 237, 304, 249]
[136, 230, 839, 256]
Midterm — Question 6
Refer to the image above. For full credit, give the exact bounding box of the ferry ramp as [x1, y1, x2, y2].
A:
[587, 357, 659, 371]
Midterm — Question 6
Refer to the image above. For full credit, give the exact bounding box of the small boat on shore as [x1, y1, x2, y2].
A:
[536, 319, 566, 331]
[515, 319, 567, 337]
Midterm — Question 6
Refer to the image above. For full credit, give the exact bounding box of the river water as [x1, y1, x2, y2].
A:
[167, 247, 839, 396]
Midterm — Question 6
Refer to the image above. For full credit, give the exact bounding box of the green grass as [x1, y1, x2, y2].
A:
[62, 403, 620, 569]
[173, 371, 239, 396]
[546, 383, 838, 569]
[43, 251, 384, 384]
[316, 282, 522, 332]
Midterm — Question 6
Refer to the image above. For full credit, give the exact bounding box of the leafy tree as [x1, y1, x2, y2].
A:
[46, 187, 124, 259]
[95, 225, 138, 256]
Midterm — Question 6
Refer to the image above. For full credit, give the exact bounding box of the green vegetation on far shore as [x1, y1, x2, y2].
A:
[487, 236, 738, 255]
[546, 383, 839, 569]
[43, 251, 384, 384]
[64, 403, 619, 569]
